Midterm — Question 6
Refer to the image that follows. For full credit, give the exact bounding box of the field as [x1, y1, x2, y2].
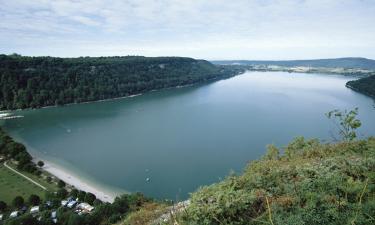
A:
[0, 163, 51, 205]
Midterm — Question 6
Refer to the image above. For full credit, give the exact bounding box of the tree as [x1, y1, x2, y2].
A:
[28, 194, 41, 206]
[56, 188, 68, 199]
[70, 189, 79, 198]
[37, 160, 44, 167]
[12, 196, 24, 208]
[58, 179, 66, 188]
[0, 200, 7, 211]
[84, 192, 96, 205]
[326, 108, 362, 141]
[77, 191, 86, 201]
[46, 176, 52, 183]
[263, 144, 280, 160]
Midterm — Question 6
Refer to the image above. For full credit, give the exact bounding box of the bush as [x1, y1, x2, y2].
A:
[184, 137, 375, 225]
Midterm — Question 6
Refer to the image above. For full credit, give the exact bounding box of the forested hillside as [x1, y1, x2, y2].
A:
[347, 75, 375, 98]
[0, 54, 238, 110]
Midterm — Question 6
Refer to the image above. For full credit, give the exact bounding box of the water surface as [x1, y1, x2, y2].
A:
[2, 71, 375, 200]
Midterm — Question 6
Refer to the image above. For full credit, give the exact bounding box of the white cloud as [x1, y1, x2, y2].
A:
[0, 0, 374, 59]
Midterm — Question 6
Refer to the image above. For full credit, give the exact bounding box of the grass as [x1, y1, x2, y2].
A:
[119, 202, 170, 225]
[0, 163, 47, 205]
[6, 161, 59, 192]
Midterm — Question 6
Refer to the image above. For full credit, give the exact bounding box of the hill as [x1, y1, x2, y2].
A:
[347, 75, 375, 98]
[212, 57, 375, 70]
[0, 54, 239, 110]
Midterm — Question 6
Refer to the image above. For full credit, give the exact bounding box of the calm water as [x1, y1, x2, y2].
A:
[1, 71, 375, 200]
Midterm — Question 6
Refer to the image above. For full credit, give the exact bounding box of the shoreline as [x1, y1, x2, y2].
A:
[38, 159, 123, 203]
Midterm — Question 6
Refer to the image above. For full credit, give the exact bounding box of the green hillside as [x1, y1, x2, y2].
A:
[181, 137, 374, 225]
[347, 75, 375, 98]
[0, 54, 238, 110]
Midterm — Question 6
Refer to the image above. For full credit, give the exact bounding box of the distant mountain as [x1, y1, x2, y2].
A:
[212, 57, 375, 70]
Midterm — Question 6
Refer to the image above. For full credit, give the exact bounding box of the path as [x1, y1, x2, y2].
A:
[3, 161, 47, 190]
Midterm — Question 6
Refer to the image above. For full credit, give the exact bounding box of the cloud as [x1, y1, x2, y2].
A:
[0, 0, 374, 59]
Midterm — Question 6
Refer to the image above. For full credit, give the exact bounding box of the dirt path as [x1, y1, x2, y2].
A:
[3, 161, 47, 190]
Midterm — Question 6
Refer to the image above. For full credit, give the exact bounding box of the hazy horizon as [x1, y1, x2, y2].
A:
[1, 0, 375, 60]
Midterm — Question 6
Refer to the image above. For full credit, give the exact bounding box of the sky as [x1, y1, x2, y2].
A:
[0, 0, 375, 60]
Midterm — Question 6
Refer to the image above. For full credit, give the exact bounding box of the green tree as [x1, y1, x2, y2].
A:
[0, 200, 7, 211]
[84, 192, 96, 205]
[37, 160, 44, 167]
[28, 194, 41, 206]
[12, 196, 24, 208]
[326, 108, 362, 141]
[57, 179, 66, 188]
[56, 188, 68, 199]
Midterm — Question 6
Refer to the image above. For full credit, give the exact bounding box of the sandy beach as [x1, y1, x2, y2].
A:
[40, 160, 122, 203]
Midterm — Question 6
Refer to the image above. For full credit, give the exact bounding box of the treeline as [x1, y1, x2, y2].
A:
[0, 127, 36, 173]
[0, 54, 239, 110]
[347, 75, 375, 98]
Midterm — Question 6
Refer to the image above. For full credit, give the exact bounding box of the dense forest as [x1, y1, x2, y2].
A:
[213, 57, 375, 69]
[347, 75, 375, 98]
[0, 54, 240, 110]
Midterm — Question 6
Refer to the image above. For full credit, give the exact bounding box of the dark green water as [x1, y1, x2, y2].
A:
[1, 71, 375, 200]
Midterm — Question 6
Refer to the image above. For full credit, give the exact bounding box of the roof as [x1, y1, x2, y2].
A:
[77, 202, 94, 212]
[10, 211, 18, 218]
[67, 200, 77, 208]
[30, 206, 40, 213]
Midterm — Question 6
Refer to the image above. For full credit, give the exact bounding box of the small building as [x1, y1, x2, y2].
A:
[61, 200, 68, 207]
[67, 200, 77, 208]
[45, 201, 52, 208]
[10, 211, 19, 218]
[76, 203, 94, 213]
[51, 211, 57, 219]
[30, 206, 40, 214]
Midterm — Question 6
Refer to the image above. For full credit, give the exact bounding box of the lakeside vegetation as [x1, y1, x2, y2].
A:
[0, 54, 241, 110]
[347, 75, 375, 98]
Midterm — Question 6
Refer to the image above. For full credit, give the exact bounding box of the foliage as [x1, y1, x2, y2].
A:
[58, 179, 66, 188]
[84, 192, 96, 205]
[0, 54, 239, 110]
[183, 137, 375, 225]
[0, 127, 35, 172]
[12, 196, 24, 208]
[0, 200, 7, 211]
[326, 108, 362, 141]
[28, 194, 41, 206]
[37, 160, 44, 167]
[347, 75, 375, 98]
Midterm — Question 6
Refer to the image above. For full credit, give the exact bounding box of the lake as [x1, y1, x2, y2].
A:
[1, 71, 375, 200]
